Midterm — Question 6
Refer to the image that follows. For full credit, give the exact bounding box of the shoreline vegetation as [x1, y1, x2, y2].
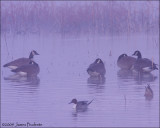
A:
[1, 1, 159, 36]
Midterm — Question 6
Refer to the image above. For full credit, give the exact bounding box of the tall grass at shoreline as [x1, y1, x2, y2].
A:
[1, 1, 159, 36]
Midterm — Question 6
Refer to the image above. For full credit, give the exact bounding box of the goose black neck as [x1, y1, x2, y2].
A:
[29, 52, 34, 59]
[137, 53, 142, 59]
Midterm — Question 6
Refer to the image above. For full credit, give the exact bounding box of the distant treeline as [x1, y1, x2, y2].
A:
[1, 1, 159, 36]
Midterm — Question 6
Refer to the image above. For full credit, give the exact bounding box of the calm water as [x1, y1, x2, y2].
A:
[1, 34, 159, 127]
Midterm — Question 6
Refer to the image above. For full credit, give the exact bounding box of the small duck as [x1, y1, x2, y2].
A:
[3, 50, 39, 70]
[117, 53, 136, 70]
[132, 50, 158, 73]
[69, 98, 94, 109]
[144, 84, 153, 100]
[87, 58, 106, 77]
[11, 61, 40, 77]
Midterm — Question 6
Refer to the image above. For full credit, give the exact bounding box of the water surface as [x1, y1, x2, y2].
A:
[1, 34, 159, 127]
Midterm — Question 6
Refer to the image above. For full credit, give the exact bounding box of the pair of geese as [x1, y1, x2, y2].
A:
[87, 50, 158, 79]
[3, 50, 157, 109]
[3, 50, 40, 77]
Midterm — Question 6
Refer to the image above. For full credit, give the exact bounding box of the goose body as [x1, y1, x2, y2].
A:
[11, 61, 40, 77]
[87, 58, 106, 77]
[3, 50, 39, 69]
[117, 54, 136, 70]
[132, 50, 158, 73]
[133, 58, 158, 73]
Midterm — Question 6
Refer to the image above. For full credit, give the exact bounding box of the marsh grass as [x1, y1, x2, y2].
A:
[1, 1, 159, 36]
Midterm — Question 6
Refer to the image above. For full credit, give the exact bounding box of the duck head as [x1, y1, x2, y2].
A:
[69, 99, 77, 104]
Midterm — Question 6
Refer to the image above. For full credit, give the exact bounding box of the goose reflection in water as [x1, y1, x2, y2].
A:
[4, 74, 40, 86]
[117, 69, 134, 79]
[87, 76, 106, 85]
[133, 72, 157, 84]
[117, 69, 157, 84]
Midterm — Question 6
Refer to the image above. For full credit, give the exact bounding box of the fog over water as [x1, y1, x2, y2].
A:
[1, 1, 159, 127]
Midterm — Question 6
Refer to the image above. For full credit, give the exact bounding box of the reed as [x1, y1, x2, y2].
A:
[1, 1, 159, 36]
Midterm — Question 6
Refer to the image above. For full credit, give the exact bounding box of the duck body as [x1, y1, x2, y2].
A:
[11, 61, 40, 77]
[132, 50, 158, 73]
[3, 50, 39, 70]
[69, 99, 93, 109]
[87, 58, 106, 77]
[117, 54, 136, 70]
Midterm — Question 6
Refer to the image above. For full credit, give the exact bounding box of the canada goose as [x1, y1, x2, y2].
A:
[11, 61, 40, 77]
[87, 58, 106, 77]
[117, 54, 136, 70]
[132, 50, 158, 73]
[69, 98, 94, 109]
[144, 84, 153, 100]
[3, 50, 39, 70]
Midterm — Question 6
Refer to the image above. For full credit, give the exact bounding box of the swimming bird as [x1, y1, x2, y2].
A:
[144, 84, 153, 100]
[117, 53, 136, 70]
[87, 58, 106, 77]
[132, 50, 158, 73]
[69, 98, 94, 109]
[3, 50, 39, 70]
[11, 61, 40, 77]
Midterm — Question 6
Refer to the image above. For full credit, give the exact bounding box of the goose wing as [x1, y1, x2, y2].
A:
[137, 58, 156, 68]
[11, 63, 39, 75]
[3, 58, 30, 67]
[87, 63, 106, 75]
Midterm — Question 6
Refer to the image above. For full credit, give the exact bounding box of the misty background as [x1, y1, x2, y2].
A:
[1, 1, 159, 36]
[1, 1, 159, 127]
